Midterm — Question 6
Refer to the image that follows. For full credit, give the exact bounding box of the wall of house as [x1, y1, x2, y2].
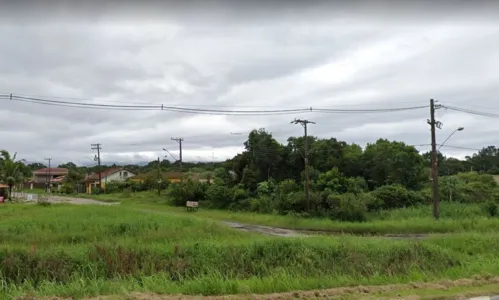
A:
[102, 170, 136, 187]
[33, 174, 66, 183]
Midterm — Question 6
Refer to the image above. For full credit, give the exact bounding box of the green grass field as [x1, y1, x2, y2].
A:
[64, 190, 499, 235]
[2, 202, 499, 299]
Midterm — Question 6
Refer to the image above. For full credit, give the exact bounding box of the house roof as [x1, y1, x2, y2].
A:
[33, 168, 69, 175]
[133, 171, 201, 180]
[0, 184, 8, 188]
[51, 175, 66, 183]
[85, 167, 134, 181]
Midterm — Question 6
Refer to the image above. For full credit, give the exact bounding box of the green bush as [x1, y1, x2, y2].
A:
[167, 179, 207, 206]
[371, 184, 423, 210]
[327, 193, 368, 222]
[60, 183, 74, 194]
[205, 184, 234, 209]
[484, 200, 499, 217]
[249, 196, 274, 213]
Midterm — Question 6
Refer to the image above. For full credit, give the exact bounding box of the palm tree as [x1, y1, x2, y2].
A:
[0, 150, 31, 200]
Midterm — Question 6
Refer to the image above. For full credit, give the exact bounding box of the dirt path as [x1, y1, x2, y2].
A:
[46, 195, 119, 206]
[18, 276, 499, 299]
[222, 220, 436, 239]
[222, 221, 305, 237]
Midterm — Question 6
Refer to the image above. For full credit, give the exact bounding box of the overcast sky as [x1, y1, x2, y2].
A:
[1, 1, 499, 166]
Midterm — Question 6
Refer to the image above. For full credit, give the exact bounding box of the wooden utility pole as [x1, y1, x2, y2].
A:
[171, 137, 184, 180]
[157, 157, 161, 195]
[427, 99, 442, 220]
[291, 118, 315, 212]
[91, 144, 102, 192]
[44, 158, 51, 192]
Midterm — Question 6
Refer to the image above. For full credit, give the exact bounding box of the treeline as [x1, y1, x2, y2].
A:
[25, 129, 499, 180]
[100, 129, 499, 221]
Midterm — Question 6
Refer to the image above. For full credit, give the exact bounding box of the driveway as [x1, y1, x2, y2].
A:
[46, 195, 118, 206]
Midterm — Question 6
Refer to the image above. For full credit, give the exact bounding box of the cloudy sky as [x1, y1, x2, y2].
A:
[1, 1, 499, 166]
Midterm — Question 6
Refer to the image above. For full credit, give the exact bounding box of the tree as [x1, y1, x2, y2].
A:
[58, 162, 77, 169]
[27, 162, 46, 170]
[362, 139, 426, 190]
[466, 146, 499, 173]
[0, 150, 30, 200]
[244, 129, 284, 182]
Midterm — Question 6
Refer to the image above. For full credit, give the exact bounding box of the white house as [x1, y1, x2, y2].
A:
[84, 167, 136, 193]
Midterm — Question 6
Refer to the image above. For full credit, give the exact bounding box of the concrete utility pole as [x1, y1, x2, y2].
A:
[427, 99, 442, 220]
[91, 143, 102, 192]
[171, 137, 184, 180]
[44, 158, 51, 192]
[291, 118, 315, 212]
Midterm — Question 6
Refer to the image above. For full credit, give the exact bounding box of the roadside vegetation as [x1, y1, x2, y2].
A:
[2, 132, 499, 298]
[1, 204, 499, 299]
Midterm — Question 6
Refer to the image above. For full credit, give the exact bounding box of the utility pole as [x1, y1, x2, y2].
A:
[291, 118, 315, 212]
[91, 143, 102, 192]
[427, 99, 442, 220]
[44, 158, 51, 192]
[157, 157, 161, 195]
[171, 137, 184, 180]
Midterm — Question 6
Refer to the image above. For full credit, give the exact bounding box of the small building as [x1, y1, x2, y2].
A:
[129, 171, 204, 184]
[31, 168, 69, 190]
[84, 167, 136, 193]
[32, 168, 69, 184]
[0, 183, 8, 201]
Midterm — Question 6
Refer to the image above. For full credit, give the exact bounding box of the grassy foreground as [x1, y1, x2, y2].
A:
[1, 203, 499, 299]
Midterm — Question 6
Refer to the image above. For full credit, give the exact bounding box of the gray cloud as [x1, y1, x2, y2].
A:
[1, 2, 499, 166]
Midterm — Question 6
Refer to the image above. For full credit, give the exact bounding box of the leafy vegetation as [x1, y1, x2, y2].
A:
[3, 130, 499, 298]
[1, 204, 499, 299]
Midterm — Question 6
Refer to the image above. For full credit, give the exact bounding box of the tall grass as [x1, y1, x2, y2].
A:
[132, 202, 499, 234]
[1, 204, 499, 298]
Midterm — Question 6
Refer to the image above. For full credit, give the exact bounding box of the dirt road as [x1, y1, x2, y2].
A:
[46, 195, 119, 206]
[222, 221, 435, 239]
[222, 221, 305, 237]
[18, 276, 499, 299]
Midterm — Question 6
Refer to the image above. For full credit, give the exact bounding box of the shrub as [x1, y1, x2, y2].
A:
[205, 184, 234, 209]
[249, 196, 274, 213]
[168, 179, 206, 206]
[327, 193, 368, 222]
[371, 184, 423, 210]
[484, 200, 499, 217]
[60, 183, 74, 194]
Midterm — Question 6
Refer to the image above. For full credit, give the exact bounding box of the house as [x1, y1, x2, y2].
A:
[129, 171, 212, 184]
[0, 183, 8, 201]
[84, 167, 136, 193]
[31, 168, 69, 189]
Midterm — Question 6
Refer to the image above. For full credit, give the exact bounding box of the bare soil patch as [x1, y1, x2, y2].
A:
[16, 275, 499, 299]
[46, 195, 119, 206]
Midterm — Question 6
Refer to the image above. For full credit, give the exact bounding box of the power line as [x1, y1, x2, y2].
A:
[1, 91, 429, 108]
[440, 105, 499, 119]
[2, 93, 430, 116]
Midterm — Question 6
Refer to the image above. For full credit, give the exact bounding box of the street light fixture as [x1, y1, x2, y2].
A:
[438, 127, 464, 151]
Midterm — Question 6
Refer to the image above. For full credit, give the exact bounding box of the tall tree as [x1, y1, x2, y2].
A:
[362, 139, 427, 190]
[244, 128, 284, 182]
[0, 150, 30, 200]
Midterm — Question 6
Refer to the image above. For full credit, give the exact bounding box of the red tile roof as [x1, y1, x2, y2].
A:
[33, 168, 69, 175]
